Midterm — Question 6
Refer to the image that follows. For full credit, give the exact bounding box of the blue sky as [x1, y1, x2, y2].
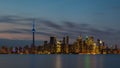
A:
[0, 0, 120, 46]
[0, 0, 120, 28]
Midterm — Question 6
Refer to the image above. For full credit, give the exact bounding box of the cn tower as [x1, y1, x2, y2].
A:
[32, 20, 35, 46]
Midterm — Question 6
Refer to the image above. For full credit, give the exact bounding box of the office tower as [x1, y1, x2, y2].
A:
[50, 36, 57, 45]
[63, 37, 66, 45]
[62, 36, 69, 54]
[63, 36, 69, 45]
[56, 41, 62, 54]
[44, 41, 48, 51]
[77, 35, 83, 53]
[44, 41, 48, 45]
[50, 36, 57, 53]
[66, 36, 69, 45]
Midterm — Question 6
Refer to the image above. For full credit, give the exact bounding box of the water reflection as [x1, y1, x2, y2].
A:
[84, 55, 90, 68]
[91, 55, 97, 68]
[98, 55, 104, 68]
[54, 55, 104, 68]
[30, 55, 36, 68]
[0, 55, 119, 68]
[55, 55, 62, 68]
[84, 55, 104, 68]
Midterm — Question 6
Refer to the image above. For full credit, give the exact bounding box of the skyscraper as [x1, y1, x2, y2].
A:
[62, 36, 69, 54]
[49, 36, 57, 53]
[63, 36, 69, 45]
[50, 36, 56, 45]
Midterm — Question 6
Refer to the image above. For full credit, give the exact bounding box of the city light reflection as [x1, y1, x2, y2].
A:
[91, 56, 97, 68]
[55, 55, 62, 68]
[84, 55, 90, 68]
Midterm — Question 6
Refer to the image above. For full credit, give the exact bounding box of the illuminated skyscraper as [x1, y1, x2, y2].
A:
[62, 36, 69, 54]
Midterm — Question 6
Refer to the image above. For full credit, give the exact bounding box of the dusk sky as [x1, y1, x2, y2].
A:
[0, 0, 120, 46]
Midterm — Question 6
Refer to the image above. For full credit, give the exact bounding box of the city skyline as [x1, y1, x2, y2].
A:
[0, 35, 120, 54]
[0, 0, 120, 46]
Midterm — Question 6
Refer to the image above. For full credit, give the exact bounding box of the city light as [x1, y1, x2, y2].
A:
[0, 35, 120, 54]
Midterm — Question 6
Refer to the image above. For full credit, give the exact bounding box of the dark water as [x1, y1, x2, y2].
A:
[0, 54, 120, 68]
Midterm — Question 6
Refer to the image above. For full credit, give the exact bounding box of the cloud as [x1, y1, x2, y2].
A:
[0, 15, 120, 45]
[0, 30, 22, 34]
[64, 21, 89, 28]
[38, 19, 62, 30]
[111, 6, 120, 10]
[0, 15, 23, 23]
[0, 15, 34, 26]
[64, 21, 76, 28]
[88, 28, 112, 35]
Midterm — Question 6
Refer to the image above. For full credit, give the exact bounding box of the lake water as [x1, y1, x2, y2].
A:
[0, 54, 120, 68]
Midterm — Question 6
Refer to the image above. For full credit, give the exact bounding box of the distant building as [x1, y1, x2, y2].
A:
[50, 36, 57, 53]
[50, 36, 57, 45]
[62, 36, 69, 54]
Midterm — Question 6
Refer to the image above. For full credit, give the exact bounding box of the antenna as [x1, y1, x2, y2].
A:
[32, 19, 35, 32]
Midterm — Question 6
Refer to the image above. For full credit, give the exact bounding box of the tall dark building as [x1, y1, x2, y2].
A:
[62, 36, 69, 53]
[49, 36, 57, 53]
[63, 37, 66, 45]
[63, 36, 69, 45]
[66, 36, 69, 45]
[50, 36, 56, 45]
[44, 41, 48, 45]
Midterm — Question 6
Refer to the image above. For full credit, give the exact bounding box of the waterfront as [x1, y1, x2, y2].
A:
[1, 36, 120, 54]
[0, 55, 120, 68]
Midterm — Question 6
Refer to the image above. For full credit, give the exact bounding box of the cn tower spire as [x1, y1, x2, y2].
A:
[32, 19, 35, 46]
